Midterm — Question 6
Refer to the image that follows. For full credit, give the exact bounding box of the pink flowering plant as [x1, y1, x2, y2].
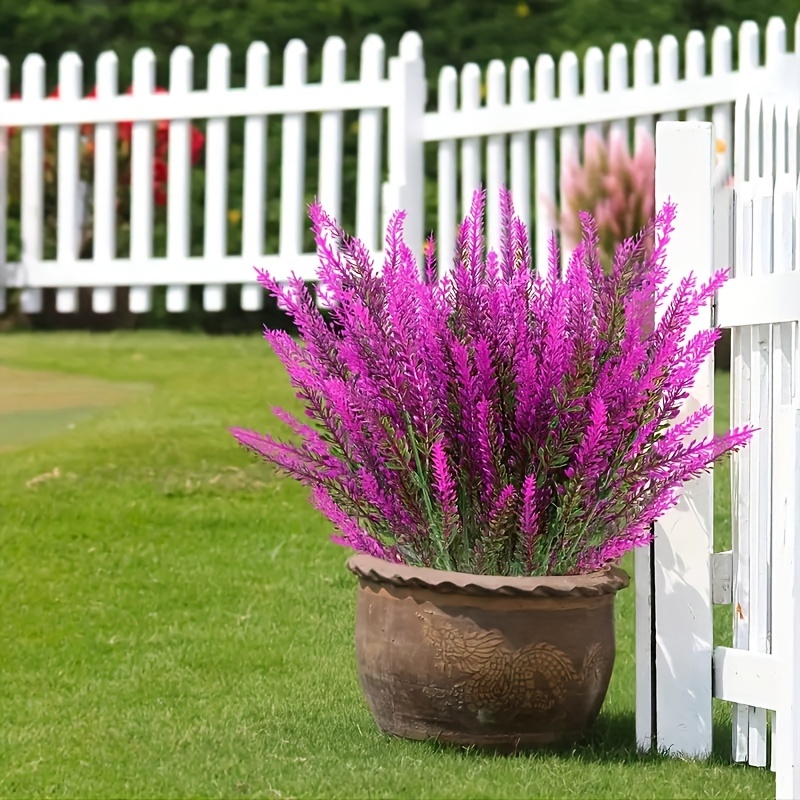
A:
[231, 188, 752, 576]
[559, 130, 655, 271]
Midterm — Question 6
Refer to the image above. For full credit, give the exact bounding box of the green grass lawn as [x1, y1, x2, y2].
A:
[0, 332, 772, 799]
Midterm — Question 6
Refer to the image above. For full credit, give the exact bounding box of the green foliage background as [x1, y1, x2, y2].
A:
[1, 0, 796, 330]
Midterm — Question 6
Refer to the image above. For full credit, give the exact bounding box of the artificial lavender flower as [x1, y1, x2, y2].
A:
[232, 188, 753, 576]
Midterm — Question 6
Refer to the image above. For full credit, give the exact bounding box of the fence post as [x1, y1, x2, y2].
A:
[636, 120, 716, 757]
[385, 32, 426, 267]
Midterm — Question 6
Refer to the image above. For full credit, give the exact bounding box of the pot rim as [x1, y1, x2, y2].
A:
[347, 553, 630, 597]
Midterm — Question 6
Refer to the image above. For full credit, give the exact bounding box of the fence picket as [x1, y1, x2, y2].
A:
[583, 47, 604, 138]
[739, 21, 760, 72]
[558, 51, 579, 269]
[711, 27, 733, 180]
[355, 35, 385, 254]
[240, 41, 269, 312]
[278, 39, 308, 279]
[319, 37, 346, 223]
[509, 57, 531, 242]
[436, 66, 458, 272]
[165, 46, 193, 314]
[315, 36, 347, 309]
[731, 92, 754, 763]
[92, 52, 119, 313]
[202, 44, 231, 312]
[608, 44, 629, 143]
[658, 36, 679, 122]
[128, 48, 156, 313]
[766, 17, 787, 65]
[55, 52, 83, 314]
[20, 54, 45, 314]
[486, 60, 507, 254]
[633, 40, 655, 143]
[685, 32, 706, 123]
[486, 60, 507, 250]
[460, 63, 482, 219]
[770, 102, 793, 777]
[651, 120, 716, 757]
[534, 55, 555, 271]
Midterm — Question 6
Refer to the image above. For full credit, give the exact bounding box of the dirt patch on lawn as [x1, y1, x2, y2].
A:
[0, 366, 150, 452]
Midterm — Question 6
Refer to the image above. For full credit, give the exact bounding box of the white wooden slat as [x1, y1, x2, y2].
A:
[0, 253, 329, 288]
[534, 55, 555, 272]
[92, 52, 119, 314]
[765, 17, 787, 66]
[712, 647, 781, 710]
[509, 58, 531, 243]
[716, 273, 800, 327]
[731, 177, 754, 764]
[20, 54, 46, 314]
[279, 40, 308, 260]
[558, 51, 579, 270]
[633, 39, 655, 143]
[772, 406, 800, 800]
[711, 27, 733, 183]
[128, 48, 156, 313]
[460, 63, 482, 219]
[0, 84, 392, 130]
[355, 35, 385, 255]
[165, 46, 193, 314]
[685, 31, 706, 123]
[318, 37, 346, 223]
[55, 52, 83, 314]
[380, 32, 426, 266]
[652, 121, 715, 758]
[634, 540, 654, 751]
[422, 70, 752, 142]
[746, 98, 774, 769]
[739, 21, 760, 73]
[608, 44, 628, 142]
[203, 44, 231, 312]
[583, 47, 604, 138]
[0, 57, 9, 314]
[770, 109, 793, 776]
[316, 36, 346, 311]
[658, 36, 679, 122]
[486, 60, 506, 254]
[240, 41, 269, 312]
[436, 66, 458, 272]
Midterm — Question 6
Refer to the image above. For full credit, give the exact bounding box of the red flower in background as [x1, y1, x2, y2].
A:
[8, 83, 206, 206]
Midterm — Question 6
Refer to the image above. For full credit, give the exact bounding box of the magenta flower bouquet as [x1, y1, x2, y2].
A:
[232, 189, 751, 577]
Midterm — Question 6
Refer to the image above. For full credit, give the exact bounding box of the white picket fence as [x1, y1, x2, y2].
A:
[638, 98, 800, 798]
[0, 15, 798, 314]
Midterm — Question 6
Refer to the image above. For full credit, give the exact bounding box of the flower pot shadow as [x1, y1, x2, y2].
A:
[413, 710, 734, 766]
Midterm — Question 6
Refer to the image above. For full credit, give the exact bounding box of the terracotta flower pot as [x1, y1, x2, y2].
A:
[347, 553, 630, 750]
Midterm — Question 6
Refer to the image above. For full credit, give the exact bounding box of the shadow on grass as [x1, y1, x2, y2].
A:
[412, 712, 737, 767]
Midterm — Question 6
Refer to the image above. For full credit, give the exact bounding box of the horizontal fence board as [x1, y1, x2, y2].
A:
[0, 81, 391, 127]
[716, 272, 800, 327]
[423, 69, 775, 141]
[0, 254, 386, 287]
[713, 647, 781, 710]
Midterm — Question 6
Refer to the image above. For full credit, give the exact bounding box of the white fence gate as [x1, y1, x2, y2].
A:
[0, 15, 798, 314]
[638, 100, 800, 798]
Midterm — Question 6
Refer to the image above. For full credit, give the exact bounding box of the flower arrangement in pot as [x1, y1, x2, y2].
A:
[232, 188, 751, 750]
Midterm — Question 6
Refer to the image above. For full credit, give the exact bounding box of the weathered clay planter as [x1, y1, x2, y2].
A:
[348, 553, 630, 750]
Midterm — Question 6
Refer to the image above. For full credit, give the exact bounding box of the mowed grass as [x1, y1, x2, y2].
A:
[0, 332, 772, 799]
